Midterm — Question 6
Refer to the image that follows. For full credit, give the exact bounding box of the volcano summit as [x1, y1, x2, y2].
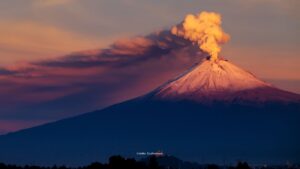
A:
[0, 57, 299, 166]
[150, 58, 299, 104]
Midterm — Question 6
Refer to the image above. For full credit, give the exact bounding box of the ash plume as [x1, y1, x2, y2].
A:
[171, 11, 230, 61]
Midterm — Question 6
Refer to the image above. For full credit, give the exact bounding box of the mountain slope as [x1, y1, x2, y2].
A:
[157, 59, 270, 95]
[150, 59, 299, 104]
[0, 59, 299, 166]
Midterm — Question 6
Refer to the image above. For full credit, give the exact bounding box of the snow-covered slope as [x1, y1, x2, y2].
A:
[151, 59, 300, 104]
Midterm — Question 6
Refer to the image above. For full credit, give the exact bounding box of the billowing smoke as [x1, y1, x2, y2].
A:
[171, 11, 230, 61]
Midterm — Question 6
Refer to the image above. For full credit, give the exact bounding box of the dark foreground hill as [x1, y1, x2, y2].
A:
[0, 97, 299, 165]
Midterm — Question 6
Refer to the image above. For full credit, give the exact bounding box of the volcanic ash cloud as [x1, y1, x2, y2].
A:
[171, 11, 230, 61]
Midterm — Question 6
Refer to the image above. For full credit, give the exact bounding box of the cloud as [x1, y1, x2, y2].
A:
[0, 21, 109, 66]
[28, 30, 194, 69]
[0, 30, 204, 125]
[110, 37, 154, 55]
[171, 11, 230, 61]
[0, 68, 15, 76]
[32, 0, 74, 8]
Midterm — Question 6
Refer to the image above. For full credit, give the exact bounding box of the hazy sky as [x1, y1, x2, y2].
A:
[0, 0, 299, 78]
[0, 0, 299, 134]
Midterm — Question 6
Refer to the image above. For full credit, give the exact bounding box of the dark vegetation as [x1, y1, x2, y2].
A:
[0, 156, 298, 169]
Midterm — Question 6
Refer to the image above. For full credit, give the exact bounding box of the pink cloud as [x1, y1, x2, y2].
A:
[110, 37, 154, 55]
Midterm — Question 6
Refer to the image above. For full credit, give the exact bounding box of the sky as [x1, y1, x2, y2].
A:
[0, 0, 299, 134]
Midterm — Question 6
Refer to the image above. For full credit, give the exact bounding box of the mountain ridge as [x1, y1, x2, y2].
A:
[145, 58, 300, 105]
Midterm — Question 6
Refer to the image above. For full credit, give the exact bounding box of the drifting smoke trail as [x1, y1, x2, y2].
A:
[171, 11, 230, 61]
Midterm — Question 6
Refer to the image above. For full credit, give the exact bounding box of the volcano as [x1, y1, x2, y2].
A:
[0, 58, 300, 166]
[149, 58, 299, 104]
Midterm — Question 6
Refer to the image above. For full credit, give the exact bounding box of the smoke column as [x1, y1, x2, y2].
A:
[171, 11, 230, 61]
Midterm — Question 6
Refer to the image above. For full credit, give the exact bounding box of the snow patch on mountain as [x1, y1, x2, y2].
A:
[156, 59, 269, 94]
[148, 59, 300, 104]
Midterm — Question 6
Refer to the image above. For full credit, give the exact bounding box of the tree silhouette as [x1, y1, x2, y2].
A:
[148, 156, 160, 169]
[236, 161, 251, 169]
[207, 164, 220, 169]
[87, 162, 105, 169]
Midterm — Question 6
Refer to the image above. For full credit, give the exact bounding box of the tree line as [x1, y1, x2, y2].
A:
[0, 155, 296, 169]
